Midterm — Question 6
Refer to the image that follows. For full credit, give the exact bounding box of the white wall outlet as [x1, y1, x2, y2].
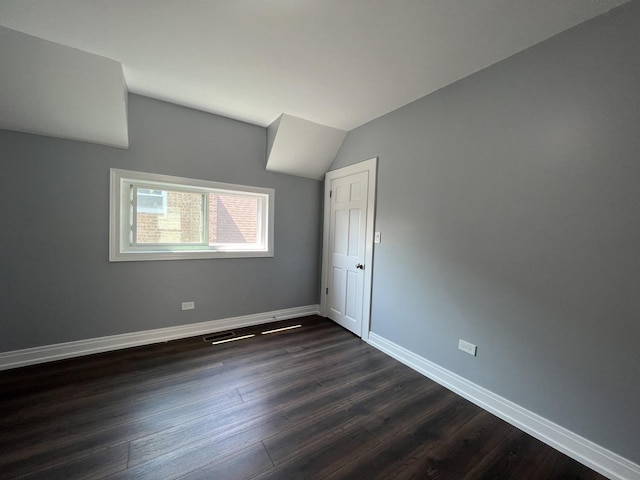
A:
[458, 339, 477, 356]
[374, 231, 381, 244]
[181, 301, 195, 310]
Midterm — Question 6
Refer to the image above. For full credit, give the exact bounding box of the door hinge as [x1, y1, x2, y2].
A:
[326, 287, 329, 295]
[329, 190, 332, 198]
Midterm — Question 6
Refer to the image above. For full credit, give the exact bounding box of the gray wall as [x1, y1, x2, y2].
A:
[0, 95, 322, 352]
[331, 1, 640, 463]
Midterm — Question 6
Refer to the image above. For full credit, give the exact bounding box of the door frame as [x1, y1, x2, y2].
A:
[320, 157, 377, 340]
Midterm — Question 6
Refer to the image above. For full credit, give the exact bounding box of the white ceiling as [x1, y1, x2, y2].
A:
[0, 0, 629, 131]
[0, 27, 129, 148]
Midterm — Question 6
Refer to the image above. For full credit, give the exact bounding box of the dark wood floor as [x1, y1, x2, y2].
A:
[0, 316, 606, 480]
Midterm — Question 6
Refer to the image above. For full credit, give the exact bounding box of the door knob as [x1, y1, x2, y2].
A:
[356, 263, 364, 270]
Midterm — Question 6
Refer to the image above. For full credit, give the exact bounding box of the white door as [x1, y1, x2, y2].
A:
[327, 171, 369, 335]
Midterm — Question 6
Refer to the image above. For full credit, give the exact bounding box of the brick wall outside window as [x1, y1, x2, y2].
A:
[136, 191, 258, 244]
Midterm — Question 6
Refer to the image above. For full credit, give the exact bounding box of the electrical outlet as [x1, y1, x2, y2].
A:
[181, 301, 195, 310]
[458, 339, 477, 356]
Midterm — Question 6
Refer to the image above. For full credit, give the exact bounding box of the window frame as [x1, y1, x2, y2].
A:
[109, 168, 274, 262]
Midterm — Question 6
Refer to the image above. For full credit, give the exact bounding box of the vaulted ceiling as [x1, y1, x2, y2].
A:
[0, 1, 630, 172]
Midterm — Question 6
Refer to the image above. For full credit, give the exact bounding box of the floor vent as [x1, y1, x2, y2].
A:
[203, 323, 304, 346]
[202, 331, 235, 342]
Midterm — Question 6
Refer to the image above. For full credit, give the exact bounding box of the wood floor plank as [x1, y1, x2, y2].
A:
[390, 409, 505, 479]
[263, 370, 446, 465]
[1, 356, 228, 429]
[126, 377, 326, 467]
[10, 443, 130, 480]
[0, 388, 243, 476]
[0, 382, 243, 456]
[258, 337, 371, 383]
[175, 443, 274, 480]
[127, 359, 412, 469]
[0, 316, 608, 480]
[325, 394, 481, 479]
[253, 427, 380, 480]
[239, 345, 392, 403]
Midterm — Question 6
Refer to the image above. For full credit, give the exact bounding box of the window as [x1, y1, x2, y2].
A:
[110, 169, 274, 261]
[136, 189, 168, 215]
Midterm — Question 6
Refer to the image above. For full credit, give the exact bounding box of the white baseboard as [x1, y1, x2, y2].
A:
[0, 305, 321, 371]
[367, 332, 640, 480]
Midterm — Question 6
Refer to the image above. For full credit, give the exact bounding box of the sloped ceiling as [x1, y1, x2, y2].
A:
[267, 115, 346, 180]
[0, 26, 128, 148]
[0, 0, 630, 172]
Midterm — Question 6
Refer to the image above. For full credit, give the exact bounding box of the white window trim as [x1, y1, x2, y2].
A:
[109, 169, 274, 262]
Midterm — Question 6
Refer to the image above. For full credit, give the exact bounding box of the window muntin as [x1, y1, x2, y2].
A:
[110, 169, 274, 261]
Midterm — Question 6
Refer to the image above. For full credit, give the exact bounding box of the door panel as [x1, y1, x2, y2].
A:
[327, 171, 368, 335]
[345, 270, 358, 319]
[333, 210, 349, 255]
[348, 209, 361, 256]
[330, 266, 346, 312]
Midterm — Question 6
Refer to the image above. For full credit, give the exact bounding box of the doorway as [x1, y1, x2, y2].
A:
[321, 158, 377, 339]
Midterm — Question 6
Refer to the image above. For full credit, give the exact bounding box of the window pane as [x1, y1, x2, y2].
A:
[136, 189, 166, 214]
[208, 194, 259, 245]
[136, 189, 204, 244]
